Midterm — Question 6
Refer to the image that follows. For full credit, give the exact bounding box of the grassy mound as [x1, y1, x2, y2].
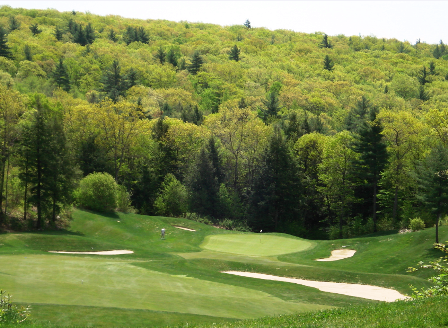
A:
[1, 209, 447, 327]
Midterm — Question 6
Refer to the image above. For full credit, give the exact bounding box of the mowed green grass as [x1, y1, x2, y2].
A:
[201, 234, 312, 256]
[1, 209, 447, 327]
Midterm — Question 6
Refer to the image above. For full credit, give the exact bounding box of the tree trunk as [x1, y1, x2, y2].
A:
[4, 158, 10, 215]
[392, 186, 399, 227]
[23, 157, 28, 221]
[372, 181, 378, 232]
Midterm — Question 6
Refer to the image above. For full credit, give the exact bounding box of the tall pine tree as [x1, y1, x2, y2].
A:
[352, 109, 388, 231]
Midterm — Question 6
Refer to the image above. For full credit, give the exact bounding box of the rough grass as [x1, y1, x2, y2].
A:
[1, 209, 447, 327]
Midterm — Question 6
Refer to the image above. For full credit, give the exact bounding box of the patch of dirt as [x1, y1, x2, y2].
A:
[222, 271, 408, 302]
[173, 226, 196, 231]
[48, 250, 134, 255]
[315, 249, 356, 261]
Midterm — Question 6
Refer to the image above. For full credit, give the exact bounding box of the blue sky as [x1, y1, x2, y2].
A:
[1, 1, 447, 45]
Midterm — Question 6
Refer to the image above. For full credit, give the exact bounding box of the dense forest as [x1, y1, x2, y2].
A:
[0, 5, 448, 240]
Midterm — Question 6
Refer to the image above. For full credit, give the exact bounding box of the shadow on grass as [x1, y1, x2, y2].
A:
[78, 208, 120, 219]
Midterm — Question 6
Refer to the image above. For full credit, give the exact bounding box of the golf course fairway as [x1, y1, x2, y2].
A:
[200, 234, 312, 256]
[1, 209, 447, 327]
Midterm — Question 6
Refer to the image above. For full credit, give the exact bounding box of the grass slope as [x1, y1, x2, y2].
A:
[1, 209, 447, 327]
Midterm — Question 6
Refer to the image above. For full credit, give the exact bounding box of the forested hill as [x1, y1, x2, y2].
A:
[0, 5, 448, 240]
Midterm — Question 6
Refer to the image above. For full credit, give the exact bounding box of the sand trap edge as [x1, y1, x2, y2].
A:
[48, 250, 134, 255]
[222, 271, 408, 302]
[173, 226, 196, 231]
[315, 249, 356, 261]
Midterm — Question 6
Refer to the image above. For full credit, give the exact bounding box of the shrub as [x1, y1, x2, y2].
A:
[154, 174, 188, 217]
[183, 212, 212, 225]
[408, 242, 448, 298]
[116, 185, 134, 213]
[409, 218, 425, 231]
[0, 290, 30, 324]
[76, 172, 117, 212]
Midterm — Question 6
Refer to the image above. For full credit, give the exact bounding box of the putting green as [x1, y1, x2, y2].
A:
[201, 234, 312, 256]
[1, 255, 329, 319]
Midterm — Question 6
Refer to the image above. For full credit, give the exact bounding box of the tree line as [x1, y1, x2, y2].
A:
[0, 7, 447, 241]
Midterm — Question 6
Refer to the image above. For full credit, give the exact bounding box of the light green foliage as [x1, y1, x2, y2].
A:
[115, 185, 134, 213]
[16, 60, 46, 79]
[390, 74, 419, 100]
[76, 172, 117, 212]
[0, 289, 30, 325]
[154, 173, 188, 217]
[409, 217, 425, 231]
[408, 242, 448, 298]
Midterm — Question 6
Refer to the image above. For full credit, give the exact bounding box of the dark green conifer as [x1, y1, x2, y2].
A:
[228, 45, 240, 61]
[108, 29, 117, 42]
[101, 59, 127, 102]
[187, 51, 203, 75]
[319, 34, 333, 48]
[418, 85, 430, 101]
[352, 109, 388, 232]
[29, 23, 42, 36]
[85, 23, 95, 44]
[9, 16, 20, 31]
[244, 19, 251, 29]
[418, 66, 429, 85]
[155, 47, 166, 64]
[166, 48, 178, 67]
[429, 61, 436, 75]
[52, 58, 70, 91]
[0, 26, 13, 59]
[24, 44, 32, 61]
[323, 55, 334, 71]
[54, 26, 63, 41]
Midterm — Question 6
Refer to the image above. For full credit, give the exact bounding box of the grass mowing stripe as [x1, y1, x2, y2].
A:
[1, 254, 330, 319]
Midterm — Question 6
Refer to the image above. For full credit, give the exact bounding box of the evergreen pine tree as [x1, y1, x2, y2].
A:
[100, 59, 127, 102]
[108, 29, 117, 42]
[18, 94, 75, 228]
[85, 23, 95, 44]
[248, 128, 301, 232]
[261, 92, 281, 122]
[24, 44, 32, 61]
[9, 16, 20, 32]
[54, 26, 63, 41]
[418, 85, 430, 101]
[125, 68, 138, 89]
[418, 66, 429, 85]
[124, 26, 136, 45]
[187, 51, 203, 75]
[228, 45, 240, 61]
[186, 148, 219, 218]
[323, 55, 334, 71]
[416, 143, 448, 243]
[319, 34, 333, 48]
[155, 47, 166, 64]
[429, 61, 436, 75]
[166, 48, 178, 67]
[136, 27, 149, 44]
[440, 40, 446, 56]
[244, 19, 251, 29]
[29, 23, 42, 36]
[207, 137, 225, 185]
[52, 58, 70, 91]
[0, 26, 13, 59]
[352, 109, 388, 232]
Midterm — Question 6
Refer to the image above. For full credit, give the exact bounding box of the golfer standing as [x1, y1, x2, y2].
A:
[161, 228, 166, 239]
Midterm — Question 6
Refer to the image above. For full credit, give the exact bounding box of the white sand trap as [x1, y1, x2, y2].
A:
[223, 271, 408, 302]
[49, 250, 134, 255]
[315, 249, 356, 261]
[174, 226, 196, 231]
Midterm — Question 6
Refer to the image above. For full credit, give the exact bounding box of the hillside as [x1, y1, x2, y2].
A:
[0, 5, 448, 239]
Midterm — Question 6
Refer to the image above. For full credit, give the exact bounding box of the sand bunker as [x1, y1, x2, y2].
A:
[49, 250, 134, 255]
[315, 249, 356, 261]
[174, 226, 196, 231]
[223, 271, 407, 302]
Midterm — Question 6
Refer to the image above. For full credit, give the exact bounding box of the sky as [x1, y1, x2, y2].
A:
[1, 1, 447, 45]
